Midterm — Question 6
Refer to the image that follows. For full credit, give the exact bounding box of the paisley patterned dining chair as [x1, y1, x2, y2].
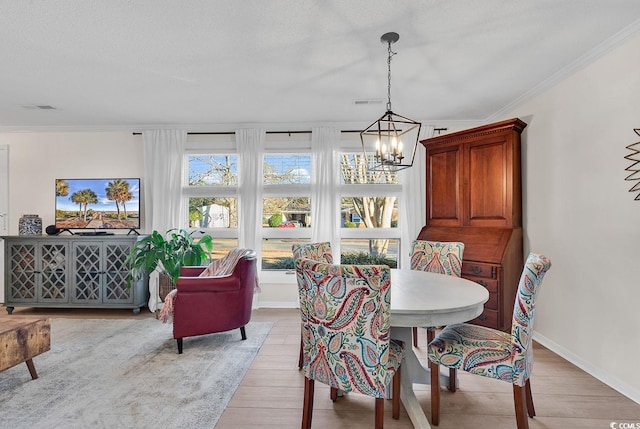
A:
[409, 240, 465, 347]
[292, 242, 334, 265]
[297, 258, 405, 429]
[292, 242, 334, 369]
[427, 253, 551, 429]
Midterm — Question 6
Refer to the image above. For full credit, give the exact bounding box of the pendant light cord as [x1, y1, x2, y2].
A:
[386, 41, 396, 112]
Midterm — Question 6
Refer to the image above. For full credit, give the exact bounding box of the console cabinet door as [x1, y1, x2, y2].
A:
[71, 240, 134, 304]
[72, 241, 103, 303]
[103, 240, 133, 304]
[6, 241, 37, 303]
[38, 241, 69, 303]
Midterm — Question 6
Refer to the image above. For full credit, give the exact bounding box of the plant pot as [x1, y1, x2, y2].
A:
[159, 273, 175, 302]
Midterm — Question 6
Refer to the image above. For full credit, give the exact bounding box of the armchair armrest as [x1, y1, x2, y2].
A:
[176, 275, 241, 293]
[180, 266, 207, 277]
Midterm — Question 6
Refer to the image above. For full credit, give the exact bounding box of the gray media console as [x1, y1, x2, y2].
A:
[2, 235, 149, 314]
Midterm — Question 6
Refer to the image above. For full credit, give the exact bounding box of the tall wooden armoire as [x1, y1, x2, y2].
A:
[418, 118, 526, 331]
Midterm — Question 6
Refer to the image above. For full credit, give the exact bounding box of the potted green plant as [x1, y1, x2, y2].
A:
[126, 228, 214, 294]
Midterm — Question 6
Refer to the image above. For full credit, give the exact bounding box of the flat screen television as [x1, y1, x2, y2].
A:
[55, 178, 141, 231]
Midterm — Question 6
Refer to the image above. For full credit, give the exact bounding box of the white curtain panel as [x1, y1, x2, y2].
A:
[236, 129, 265, 250]
[399, 125, 434, 268]
[311, 127, 341, 256]
[142, 129, 186, 311]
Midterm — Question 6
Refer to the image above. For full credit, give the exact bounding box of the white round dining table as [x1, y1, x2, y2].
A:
[389, 269, 489, 429]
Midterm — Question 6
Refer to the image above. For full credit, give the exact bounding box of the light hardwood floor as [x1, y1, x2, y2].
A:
[223, 308, 640, 428]
[4, 306, 639, 428]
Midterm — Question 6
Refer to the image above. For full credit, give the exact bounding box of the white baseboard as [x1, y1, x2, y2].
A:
[254, 300, 298, 309]
[533, 330, 640, 404]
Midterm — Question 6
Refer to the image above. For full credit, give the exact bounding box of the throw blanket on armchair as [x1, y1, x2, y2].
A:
[158, 248, 258, 323]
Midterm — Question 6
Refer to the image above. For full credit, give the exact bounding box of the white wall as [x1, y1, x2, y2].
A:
[505, 33, 640, 402]
[0, 145, 8, 302]
[0, 132, 145, 234]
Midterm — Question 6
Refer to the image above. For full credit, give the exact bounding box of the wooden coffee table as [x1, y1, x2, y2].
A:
[0, 317, 51, 379]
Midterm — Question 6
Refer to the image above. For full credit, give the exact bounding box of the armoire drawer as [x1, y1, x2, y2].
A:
[470, 309, 499, 329]
[485, 292, 498, 310]
[462, 275, 499, 293]
[462, 261, 497, 279]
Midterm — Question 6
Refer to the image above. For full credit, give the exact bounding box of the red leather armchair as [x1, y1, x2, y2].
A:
[172, 250, 257, 354]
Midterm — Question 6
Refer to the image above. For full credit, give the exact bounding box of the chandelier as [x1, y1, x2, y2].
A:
[360, 32, 421, 172]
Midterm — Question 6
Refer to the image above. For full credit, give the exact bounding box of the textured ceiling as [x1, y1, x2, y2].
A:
[1, 0, 640, 131]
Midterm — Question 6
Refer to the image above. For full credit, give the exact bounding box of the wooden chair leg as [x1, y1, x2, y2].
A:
[513, 384, 530, 429]
[525, 379, 535, 417]
[428, 328, 456, 392]
[298, 333, 304, 369]
[430, 361, 440, 426]
[448, 368, 457, 392]
[25, 358, 38, 380]
[392, 365, 401, 419]
[412, 327, 418, 347]
[330, 387, 338, 402]
[240, 326, 247, 340]
[427, 327, 435, 344]
[302, 377, 314, 429]
[374, 397, 384, 429]
[176, 338, 183, 354]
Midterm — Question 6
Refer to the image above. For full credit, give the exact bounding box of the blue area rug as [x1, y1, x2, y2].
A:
[0, 318, 272, 429]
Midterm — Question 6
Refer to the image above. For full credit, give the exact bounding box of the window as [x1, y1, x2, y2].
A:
[341, 238, 399, 267]
[182, 131, 404, 277]
[186, 155, 238, 229]
[338, 143, 402, 268]
[183, 135, 239, 257]
[188, 154, 238, 187]
[263, 197, 311, 228]
[263, 155, 310, 185]
[262, 151, 312, 270]
[341, 197, 398, 228]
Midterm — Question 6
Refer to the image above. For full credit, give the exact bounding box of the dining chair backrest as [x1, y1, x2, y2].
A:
[510, 252, 552, 386]
[292, 242, 334, 319]
[292, 242, 334, 264]
[296, 258, 396, 397]
[410, 240, 464, 277]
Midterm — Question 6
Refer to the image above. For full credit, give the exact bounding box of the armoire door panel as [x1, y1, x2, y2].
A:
[427, 145, 462, 226]
[466, 139, 510, 226]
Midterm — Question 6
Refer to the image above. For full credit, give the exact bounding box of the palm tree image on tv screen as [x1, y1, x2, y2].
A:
[55, 178, 140, 230]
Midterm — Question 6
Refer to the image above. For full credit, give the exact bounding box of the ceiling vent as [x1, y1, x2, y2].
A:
[22, 105, 57, 110]
[353, 99, 384, 106]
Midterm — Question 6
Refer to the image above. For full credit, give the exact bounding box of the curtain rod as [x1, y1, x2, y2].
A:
[132, 130, 364, 136]
[132, 128, 448, 136]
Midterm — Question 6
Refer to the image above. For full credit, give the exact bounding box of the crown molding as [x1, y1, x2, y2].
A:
[488, 17, 640, 122]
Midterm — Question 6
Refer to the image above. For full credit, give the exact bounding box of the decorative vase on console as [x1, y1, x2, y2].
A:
[18, 214, 42, 236]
